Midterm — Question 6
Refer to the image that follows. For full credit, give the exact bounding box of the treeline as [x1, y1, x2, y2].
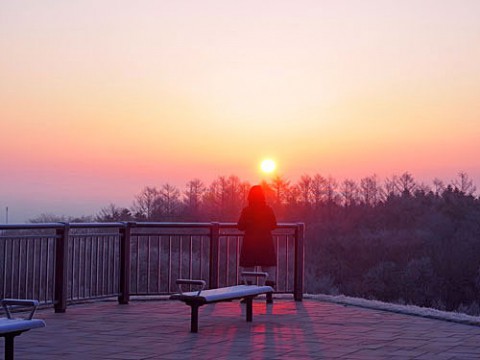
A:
[30, 171, 480, 314]
[307, 183, 480, 314]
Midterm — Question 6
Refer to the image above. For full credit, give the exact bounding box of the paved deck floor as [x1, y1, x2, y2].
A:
[4, 298, 480, 359]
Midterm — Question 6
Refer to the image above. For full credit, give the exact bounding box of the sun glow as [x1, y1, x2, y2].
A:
[260, 159, 276, 174]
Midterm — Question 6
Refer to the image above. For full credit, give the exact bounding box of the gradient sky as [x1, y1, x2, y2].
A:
[1, 0, 480, 222]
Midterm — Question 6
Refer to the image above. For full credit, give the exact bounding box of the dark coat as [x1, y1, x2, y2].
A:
[237, 202, 277, 267]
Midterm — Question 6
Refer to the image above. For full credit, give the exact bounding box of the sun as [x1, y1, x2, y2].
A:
[260, 159, 276, 174]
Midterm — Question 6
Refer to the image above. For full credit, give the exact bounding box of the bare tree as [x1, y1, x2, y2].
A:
[452, 171, 477, 195]
[398, 172, 417, 195]
[340, 179, 359, 206]
[223, 175, 249, 219]
[183, 179, 206, 219]
[203, 175, 248, 220]
[96, 203, 132, 222]
[238, 180, 251, 206]
[131, 186, 160, 220]
[202, 180, 221, 219]
[432, 178, 445, 196]
[157, 183, 181, 220]
[311, 174, 327, 208]
[270, 175, 291, 206]
[297, 174, 312, 206]
[325, 176, 340, 205]
[415, 182, 431, 196]
[360, 174, 381, 206]
[384, 175, 400, 197]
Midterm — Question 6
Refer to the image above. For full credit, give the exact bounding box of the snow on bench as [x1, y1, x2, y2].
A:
[170, 272, 274, 333]
[1, 299, 46, 360]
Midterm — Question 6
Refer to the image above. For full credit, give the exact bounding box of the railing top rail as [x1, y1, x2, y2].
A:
[218, 222, 304, 229]
[0, 221, 304, 231]
[134, 222, 216, 228]
[68, 222, 125, 229]
[134, 222, 303, 229]
[0, 223, 67, 230]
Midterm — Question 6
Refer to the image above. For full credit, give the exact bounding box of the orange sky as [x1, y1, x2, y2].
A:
[1, 1, 480, 222]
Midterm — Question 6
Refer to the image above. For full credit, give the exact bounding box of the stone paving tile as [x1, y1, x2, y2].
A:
[4, 298, 480, 359]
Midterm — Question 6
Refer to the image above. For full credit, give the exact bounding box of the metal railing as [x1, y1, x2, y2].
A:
[0, 222, 304, 312]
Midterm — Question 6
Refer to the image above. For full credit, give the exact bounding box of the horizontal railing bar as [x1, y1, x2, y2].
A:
[70, 234, 121, 238]
[68, 294, 121, 302]
[206, 222, 303, 229]
[0, 235, 61, 239]
[1, 221, 302, 230]
[68, 222, 125, 229]
[130, 234, 209, 238]
[134, 222, 218, 228]
[0, 223, 67, 230]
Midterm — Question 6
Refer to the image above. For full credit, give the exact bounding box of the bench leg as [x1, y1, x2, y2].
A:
[5, 334, 14, 360]
[3, 331, 23, 360]
[189, 303, 200, 333]
[266, 292, 273, 304]
[245, 297, 253, 322]
[265, 280, 275, 304]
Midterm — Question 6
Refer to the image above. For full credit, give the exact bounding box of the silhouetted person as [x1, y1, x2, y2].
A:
[238, 185, 277, 278]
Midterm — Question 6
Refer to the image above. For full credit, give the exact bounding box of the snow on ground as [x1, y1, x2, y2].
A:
[133, 293, 480, 326]
[305, 293, 480, 326]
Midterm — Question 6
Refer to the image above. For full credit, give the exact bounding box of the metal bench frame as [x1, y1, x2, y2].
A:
[1, 299, 45, 360]
[170, 272, 274, 333]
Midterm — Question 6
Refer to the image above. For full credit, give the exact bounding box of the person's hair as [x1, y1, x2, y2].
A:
[248, 185, 266, 204]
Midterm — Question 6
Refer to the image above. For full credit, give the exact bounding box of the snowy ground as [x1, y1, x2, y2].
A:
[305, 293, 480, 326]
[133, 293, 480, 326]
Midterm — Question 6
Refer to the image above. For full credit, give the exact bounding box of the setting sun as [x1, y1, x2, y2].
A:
[260, 159, 276, 174]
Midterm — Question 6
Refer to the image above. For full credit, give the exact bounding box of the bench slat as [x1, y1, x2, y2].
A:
[0, 319, 46, 335]
[170, 285, 273, 303]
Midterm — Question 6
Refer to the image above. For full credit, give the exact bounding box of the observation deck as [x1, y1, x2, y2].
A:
[7, 297, 480, 359]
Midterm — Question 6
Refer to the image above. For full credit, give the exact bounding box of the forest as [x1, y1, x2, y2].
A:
[29, 171, 480, 315]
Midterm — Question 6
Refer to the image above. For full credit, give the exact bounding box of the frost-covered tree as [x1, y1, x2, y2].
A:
[384, 175, 400, 197]
[270, 175, 290, 207]
[340, 179, 359, 207]
[325, 176, 340, 205]
[432, 178, 445, 196]
[398, 172, 416, 195]
[402, 257, 436, 307]
[131, 186, 161, 220]
[452, 171, 477, 195]
[297, 175, 312, 206]
[29, 213, 93, 223]
[96, 204, 132, 222]
[183, 178, 206, 220]
[156, 183, 181, 220]
[202, 175, 249, 220]
[360, 174, 381, 206]
[311, 174, 327, 208]
[362, 261, 400, 301]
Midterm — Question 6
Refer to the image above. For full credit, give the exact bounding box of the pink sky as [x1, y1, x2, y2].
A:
[1, 1, 480, 222]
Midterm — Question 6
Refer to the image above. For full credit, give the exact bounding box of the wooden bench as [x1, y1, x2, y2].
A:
[1, 299, 45, 360]
[170, 272, 274, 333]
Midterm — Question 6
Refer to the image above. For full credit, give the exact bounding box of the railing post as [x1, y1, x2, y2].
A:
[293, 223, 305, 301]
[118, 222, 132, 304]
[209, 222, 220, 289]
[54, 223, 69, 313]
